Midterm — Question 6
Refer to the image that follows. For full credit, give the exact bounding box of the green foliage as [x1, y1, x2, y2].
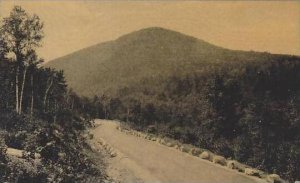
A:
[29, 13, 300, 182]
[0, 6, 103, 182]
[86, 56, 300, 182]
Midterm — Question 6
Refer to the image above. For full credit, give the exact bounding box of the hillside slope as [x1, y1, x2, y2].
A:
[46, 27, 300, 182]
[46, 27, 277, 96]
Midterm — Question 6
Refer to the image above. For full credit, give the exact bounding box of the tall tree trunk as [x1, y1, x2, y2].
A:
[43, 77, 53, 112]
[126, 107, 130, 122]
[8, 81, 14, 108]
[19, 66, 28, 114]
[71, 99, 74, 110]
[104, 106, 107, 119]
[15, 65, 19, 113]
[53, 99, 57, 123]
[30, 74, 34, 121]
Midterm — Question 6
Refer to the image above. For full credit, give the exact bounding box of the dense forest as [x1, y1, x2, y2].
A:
[47, 21, 300, 182]
[86, 54, 300, 182]
[0, 6, 103, 182]
[2, 5, 300, 183]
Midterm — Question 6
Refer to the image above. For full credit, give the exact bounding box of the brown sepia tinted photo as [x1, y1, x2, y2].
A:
[0, 1, 299, 183]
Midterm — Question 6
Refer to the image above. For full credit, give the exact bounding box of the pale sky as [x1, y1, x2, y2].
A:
[1, 1, 300, 62]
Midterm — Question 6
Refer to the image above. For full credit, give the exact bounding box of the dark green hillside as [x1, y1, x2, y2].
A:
[91, 56, 300, 182]
[46, 27, 300, 182]
[46, 27, 281, 96]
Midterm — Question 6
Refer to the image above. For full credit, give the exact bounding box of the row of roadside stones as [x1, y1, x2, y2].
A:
[116, 125, 286, 183]
[94, 138, 117, 158]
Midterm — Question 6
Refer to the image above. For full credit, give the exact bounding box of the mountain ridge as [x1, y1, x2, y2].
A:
[47, 27, 226, 65]
[45, 27, 298, 96]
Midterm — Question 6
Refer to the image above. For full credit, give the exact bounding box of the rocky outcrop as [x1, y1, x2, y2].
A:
[6, 147, 40, 159]
[212, 155, 226, 166]
[199, 151, 211, 160]
[95, 138, 118, 158]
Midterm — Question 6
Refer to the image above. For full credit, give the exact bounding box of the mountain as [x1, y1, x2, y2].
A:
[45, 27, 291, 96]
[45, 27, 300, 181]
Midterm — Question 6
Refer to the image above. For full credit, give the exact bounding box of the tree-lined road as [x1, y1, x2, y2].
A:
[91, 119, 267, 183]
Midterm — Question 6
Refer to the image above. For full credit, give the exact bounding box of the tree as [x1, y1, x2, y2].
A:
[0, 6, 44, 114]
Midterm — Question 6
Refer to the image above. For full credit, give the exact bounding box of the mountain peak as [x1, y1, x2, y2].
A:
[116, 26, 183, 41]
[46, 27, 229, 96]
[139, 26, 170, 31]
[115, 26, 216, 50]
[121, 26, 194, 39]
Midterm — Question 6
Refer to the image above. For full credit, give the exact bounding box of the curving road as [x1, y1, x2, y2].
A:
[91, 119, 267, 183]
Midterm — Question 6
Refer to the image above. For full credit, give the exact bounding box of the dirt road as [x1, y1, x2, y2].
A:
[91, 119, 267, 183]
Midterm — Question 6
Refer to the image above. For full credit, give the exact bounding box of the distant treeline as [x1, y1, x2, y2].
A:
[86, 55, 300, 182]
[0, 6, 103, 182]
